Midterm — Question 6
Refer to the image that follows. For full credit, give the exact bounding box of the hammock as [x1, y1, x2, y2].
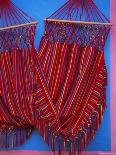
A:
[0, 0, 38, 148]
[35, 0, 111, 154]
[0, 0, 61, 149]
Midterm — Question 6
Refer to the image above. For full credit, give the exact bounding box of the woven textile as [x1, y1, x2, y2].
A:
[0, 0, 110, 154]
[35, 0, 110, 154]
[0, 0, 37, 147]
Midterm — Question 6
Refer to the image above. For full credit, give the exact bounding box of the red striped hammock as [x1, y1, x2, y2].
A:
[0, 0, 37, 147]
[35, 0, 110, 154]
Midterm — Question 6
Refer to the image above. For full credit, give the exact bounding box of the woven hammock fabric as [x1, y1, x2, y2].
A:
[0, 0, 58, 148]
[36, 23, 109, 154]
[0, 0, 38, 148]
[0, 47, 58, 148]
[35, 0, 110, 154]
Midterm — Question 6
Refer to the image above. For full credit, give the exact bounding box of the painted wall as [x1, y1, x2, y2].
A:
[0, 0, 112, 153]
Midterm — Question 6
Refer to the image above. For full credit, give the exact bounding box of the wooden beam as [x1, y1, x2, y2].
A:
[0, 21, 38, 31]
[44, 18, 112, 26]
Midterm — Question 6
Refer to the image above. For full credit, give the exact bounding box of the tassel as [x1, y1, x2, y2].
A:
[2, 134, 4, 148]
[87, 128, 90, 145]
[5, 133, 7, 148]
[43, 125, 47, 143]
[59, 138, 63, 155]
[12, 133, 14, 148]
[20, 130, 25, 145]
[69, 142, 73, 155]
[63, 141, 66, 155]
[98, 105, 102, 125]
[100, 105, 103, 122]
[0, 133, 1, 148]
[38, 117, 43, 135]
[80, 137, 83, 152]
[16, 131, 19, 147]
[83, 132, 86, 148]
[20, 130, 22, 145]
[26, 128, 32, 140]
[77, 139, 80, 155]
[53, 136, 56, 153]
[73, 137, 76, 155]
[7, 134, 10, 148]
[97, 113, 100, 129]
[47, 130, 50, 146]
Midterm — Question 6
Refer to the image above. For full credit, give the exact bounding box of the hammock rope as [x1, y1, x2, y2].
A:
[35, 0, 111, 154]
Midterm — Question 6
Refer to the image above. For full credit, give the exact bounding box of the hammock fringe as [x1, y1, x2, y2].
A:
[34, 102, 106, 155]
[0, 127, 33, 149]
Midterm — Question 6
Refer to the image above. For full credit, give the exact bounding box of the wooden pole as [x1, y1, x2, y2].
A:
[0, 21, 38, 31]
[44, 18, 112, 26]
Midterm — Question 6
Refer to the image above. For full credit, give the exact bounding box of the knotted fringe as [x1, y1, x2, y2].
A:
[35, 101, 106, 155]
[0, 127, 33, 149]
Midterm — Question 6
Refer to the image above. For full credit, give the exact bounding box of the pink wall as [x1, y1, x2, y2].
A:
[111, 0, 116, 152]
[0, 151, 115, 155]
